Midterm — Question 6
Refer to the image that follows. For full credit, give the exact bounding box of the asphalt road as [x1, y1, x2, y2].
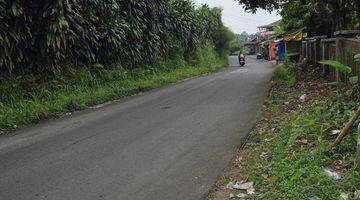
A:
[0, 56, 274, 200]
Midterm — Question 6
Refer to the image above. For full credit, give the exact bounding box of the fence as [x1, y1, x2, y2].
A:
[301, 31, 360, 81]
[336, 38, 360, 81]
[320, 38, 336, 79]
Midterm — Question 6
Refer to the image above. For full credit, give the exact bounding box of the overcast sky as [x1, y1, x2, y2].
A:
[193, 0, 281, 34]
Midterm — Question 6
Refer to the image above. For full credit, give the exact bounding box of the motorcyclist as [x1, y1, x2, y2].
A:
[239, 51, 245, 64]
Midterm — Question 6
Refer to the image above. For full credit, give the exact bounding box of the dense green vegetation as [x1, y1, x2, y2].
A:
[0, 43, 227, 130]
[210, 63, 360, 200]
[0, 0, 231, 73]
[235, 0, 360, 35]
[0, 0, 234, 130]
[245, 79, 359, 199]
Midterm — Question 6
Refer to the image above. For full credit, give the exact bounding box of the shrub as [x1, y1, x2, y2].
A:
[273, 65, 288, 81]
[273, 64, 296, 86]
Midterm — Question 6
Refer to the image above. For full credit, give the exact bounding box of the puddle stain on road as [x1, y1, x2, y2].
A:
[230, 68, 249, 74]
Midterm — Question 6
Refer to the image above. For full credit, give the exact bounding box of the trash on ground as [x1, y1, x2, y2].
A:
[91, 104, 105, 109]
[261, 173, 269, 179]
[260, 151, 268, 159]
[340, 193, 349, 200]
[324, 169, 341, 181]
[229, 193, 235, 198]
[307, 195, 321, 200]
[300, 94, 307, 102]
[226, 182, 235, 189]
[331, 130, 341, 135]
[227, 181, 255, 195]
[354, 190, 360, 199]
[296, 139, 308, 144]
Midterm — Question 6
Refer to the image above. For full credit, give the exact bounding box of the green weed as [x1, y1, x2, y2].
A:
[210, 78, 360, 200]
[273, 64, 296, 86]
[253, 90, 357, 199]
[0, 47, 227, 131]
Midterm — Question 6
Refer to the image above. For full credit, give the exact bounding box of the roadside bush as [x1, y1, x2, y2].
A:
[0, 54, 227, 130]
[190, 41, 218, 68]
[273, 65, 288, 81]
[273, 64, 296, 86]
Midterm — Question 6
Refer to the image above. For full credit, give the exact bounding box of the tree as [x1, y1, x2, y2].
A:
[229, 31, 249, 54]
[237, 31, 250, 42]
[0, 0, 234, 74]
[233, 0, 282, 13]
[280, 0, 334, 36]
[235, 0, 360, 35]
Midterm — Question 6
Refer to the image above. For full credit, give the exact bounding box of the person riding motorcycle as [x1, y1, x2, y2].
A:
[238, 51, 245, 66]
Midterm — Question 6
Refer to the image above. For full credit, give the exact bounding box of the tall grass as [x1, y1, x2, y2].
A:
[0, 43, 227, 130]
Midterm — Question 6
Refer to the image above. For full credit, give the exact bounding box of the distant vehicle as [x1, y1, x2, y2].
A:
[256, 53, 263, 59]
[239, 57, 245, 67]
[238, 51, 246, 67]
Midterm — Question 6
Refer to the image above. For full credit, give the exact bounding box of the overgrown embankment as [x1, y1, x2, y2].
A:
[0, 1, 234, 131]
[210, 63, 360, 199]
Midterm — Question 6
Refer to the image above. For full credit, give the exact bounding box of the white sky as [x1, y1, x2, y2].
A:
[193, 0, 281, 34]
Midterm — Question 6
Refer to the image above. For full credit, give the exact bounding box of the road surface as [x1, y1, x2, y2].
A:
[0, 56, 274, 200]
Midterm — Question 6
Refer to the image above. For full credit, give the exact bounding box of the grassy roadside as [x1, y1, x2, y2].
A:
[0, 54, 227, 132]
[209, 64, 360, 199]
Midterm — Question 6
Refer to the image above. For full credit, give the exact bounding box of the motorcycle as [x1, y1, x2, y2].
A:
[239, 57, 245, 67]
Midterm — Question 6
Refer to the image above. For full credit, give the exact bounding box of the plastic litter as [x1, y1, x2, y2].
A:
[340, 193, 349, 200]
[324, 169, 341, 181]
[331, 130, 341, 135]
[354, 190, 360, 199]
[260, 151, 268, 159]
[300, 94, 307, 102]
[226, 181, 255, 195]
[307, 195, 321, 200]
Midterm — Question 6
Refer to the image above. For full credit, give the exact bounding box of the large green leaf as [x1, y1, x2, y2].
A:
[318, 60, 352, 74]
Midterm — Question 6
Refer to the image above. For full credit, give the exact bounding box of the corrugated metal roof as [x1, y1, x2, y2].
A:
[257, 20, 282, 29]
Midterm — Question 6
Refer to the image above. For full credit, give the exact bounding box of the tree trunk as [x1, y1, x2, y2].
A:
[341, 2, 347, 30]
[332, 0, 342, 31]
[332, 107, 360, 147]
[329, 0, 347, 31]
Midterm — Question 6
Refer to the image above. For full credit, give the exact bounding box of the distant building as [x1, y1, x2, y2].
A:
[256, 20, 282, 42]
[244, 37, 258, 55]
[283, 28, 308, 61]
[256, 20, 282, 60]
